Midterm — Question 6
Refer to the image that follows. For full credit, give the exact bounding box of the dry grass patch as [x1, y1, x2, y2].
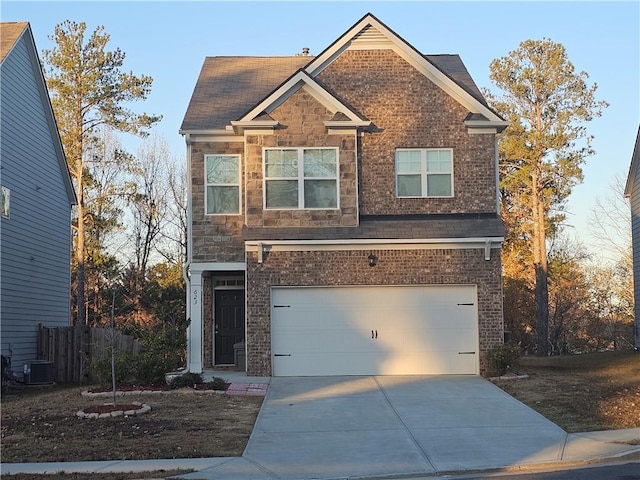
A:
[1, 384, 263, 463]
[493, 350, 640, 433]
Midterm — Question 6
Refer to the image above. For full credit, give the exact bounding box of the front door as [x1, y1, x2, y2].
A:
[214, 289, 245, 365]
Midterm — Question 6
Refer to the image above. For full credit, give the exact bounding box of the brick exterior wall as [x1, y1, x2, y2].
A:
[245, 247, 504, 376]
[202, 275, 213, 367]
[317, 49, 497, 216]
[187, 46, 504, 376]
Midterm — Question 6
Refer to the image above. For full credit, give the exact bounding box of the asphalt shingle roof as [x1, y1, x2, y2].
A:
[181, 53, 488, 131]
[242, 214, 504, 241]
[0, 22, 28, 63]
[181, 56, 312, 131]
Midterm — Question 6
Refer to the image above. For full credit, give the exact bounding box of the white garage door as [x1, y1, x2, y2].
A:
[271, 285, 478, 376]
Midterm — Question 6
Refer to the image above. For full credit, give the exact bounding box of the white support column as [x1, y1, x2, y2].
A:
[187, 270, 203, 373]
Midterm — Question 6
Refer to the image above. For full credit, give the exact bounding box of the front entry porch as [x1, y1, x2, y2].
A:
[185, 263, 245, 373]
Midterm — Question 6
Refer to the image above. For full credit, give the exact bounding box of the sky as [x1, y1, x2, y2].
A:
[3, 0, 639, 259]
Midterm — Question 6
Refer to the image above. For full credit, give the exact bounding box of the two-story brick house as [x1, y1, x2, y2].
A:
[180, 13, 508, 377]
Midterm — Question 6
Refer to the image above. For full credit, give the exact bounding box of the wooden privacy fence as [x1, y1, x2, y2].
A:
[37, 324, 141, 383]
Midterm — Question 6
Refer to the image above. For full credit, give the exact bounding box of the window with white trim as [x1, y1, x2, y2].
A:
[205, 154, 241, 214]
[396, 148, 453, 198]
[264, 148, 338, 209]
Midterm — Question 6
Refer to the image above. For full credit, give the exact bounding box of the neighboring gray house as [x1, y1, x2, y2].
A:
[0, 22, 76, 368]
[624, 126, 640, 349]
[181, 13, 508, 377]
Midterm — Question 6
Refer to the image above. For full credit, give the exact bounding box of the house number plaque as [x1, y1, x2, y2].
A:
[192, 288, 199, 305]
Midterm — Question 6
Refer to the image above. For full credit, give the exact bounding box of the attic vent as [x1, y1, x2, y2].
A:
[349, 26, 393, 50]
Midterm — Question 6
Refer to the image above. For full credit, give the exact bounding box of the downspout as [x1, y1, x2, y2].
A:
[495, 136, 501, 214]
[183, 133, 194, 371]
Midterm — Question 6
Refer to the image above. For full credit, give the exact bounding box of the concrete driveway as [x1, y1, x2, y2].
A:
[240, 375, 568, 479]
[3, 375, 638, 480]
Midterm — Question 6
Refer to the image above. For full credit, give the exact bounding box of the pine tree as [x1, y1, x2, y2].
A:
[43, 21, 161, 325]
[487, 38, 607, 355]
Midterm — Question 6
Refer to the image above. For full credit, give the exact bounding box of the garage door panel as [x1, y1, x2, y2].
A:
[274, 329, 375, 354]
[271, 286, 478, 376]
[275, 352, 384, 376]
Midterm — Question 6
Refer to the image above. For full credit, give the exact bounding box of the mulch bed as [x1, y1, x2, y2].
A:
[86, 382, 230, 394]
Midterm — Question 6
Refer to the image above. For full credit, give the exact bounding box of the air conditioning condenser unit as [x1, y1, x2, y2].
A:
[23, 360, 54, 385]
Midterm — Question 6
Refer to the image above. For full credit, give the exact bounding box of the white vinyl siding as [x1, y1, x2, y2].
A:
[205, 154, 241, 214]
[396, 148, 453, 198]
[264, 147, 339, 209]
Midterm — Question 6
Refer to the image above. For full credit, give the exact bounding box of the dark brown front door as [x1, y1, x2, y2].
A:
[214, 290, 244, 365]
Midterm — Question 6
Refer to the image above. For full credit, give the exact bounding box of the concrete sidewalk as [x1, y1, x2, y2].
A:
[1, 375, 638, 479]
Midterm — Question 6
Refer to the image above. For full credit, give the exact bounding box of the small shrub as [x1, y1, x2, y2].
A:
[91, 317, 189, 387]
[134, 350, 177, 385]
[486, 343, 521, 376]
[169, 372, 203, 389]
[92, 351, 137, 385]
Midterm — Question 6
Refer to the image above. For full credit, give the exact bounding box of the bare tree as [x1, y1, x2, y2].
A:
[120, 136, 166, 322]
[589, 173, 632, 265]
[158, 156, 188, 264]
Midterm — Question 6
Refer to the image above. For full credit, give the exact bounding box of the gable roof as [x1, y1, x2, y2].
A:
[181, 13, 506, 133]
[624, 125, 640, 197]
[232, 69, 371, 130]
[305, 13, 504, 127]
[0, 22, 76, 205]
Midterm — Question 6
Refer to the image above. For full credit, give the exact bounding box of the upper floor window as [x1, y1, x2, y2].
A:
[205, 154, 241, 214]
[264, 148, 338, 209]
[396, 148, 453, 198]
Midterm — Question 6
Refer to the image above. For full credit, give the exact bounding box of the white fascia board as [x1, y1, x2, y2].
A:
[245, 238, 503, 252]
[242, 129, 276, 136]
[179, 129, 233, 136]
[230, 120, 279, 128]
[324, 120, 372, 128]
[188, 262, 246, 273]
[328, 128, 358, 136]
[464, 120, 509, 132]
[184, 134, 243, 144]
[624, 127, 640, 197]
[181, 130, 244, 143]
[467, 128, 499, 135]
[305, 15, 378, 75]
[305, 15, 504, 125]
[230, 121, 279, 135]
